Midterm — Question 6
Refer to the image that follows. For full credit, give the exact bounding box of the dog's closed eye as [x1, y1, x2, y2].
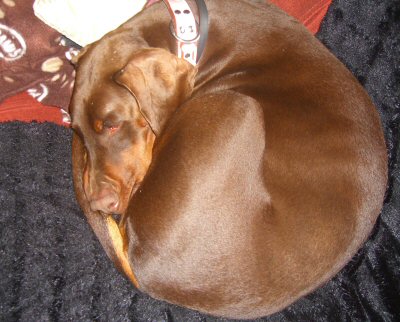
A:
[103, 120, 121, 133]
[94, 119, 121, 134]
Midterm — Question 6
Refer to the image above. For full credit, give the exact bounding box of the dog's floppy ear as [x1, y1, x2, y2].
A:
[113, 48, 197, 135]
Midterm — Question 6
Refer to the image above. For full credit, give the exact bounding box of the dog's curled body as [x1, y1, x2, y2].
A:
[71, 0, 387, 318]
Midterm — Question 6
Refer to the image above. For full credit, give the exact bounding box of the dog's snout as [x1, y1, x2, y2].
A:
[89, 187, 120, 214]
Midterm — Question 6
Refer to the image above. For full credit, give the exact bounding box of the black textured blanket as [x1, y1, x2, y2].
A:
[1, 0, 399, 321]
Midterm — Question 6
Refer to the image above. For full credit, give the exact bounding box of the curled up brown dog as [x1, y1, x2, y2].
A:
[70, 0, 387, 319]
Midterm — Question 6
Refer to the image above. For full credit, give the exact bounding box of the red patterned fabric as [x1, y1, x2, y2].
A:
[0, 92, 67, 126]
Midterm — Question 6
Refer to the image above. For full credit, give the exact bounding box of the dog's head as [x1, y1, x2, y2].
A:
[71, 48, 196, 215]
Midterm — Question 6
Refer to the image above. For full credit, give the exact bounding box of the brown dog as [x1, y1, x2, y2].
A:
[70, 0, 387, 319]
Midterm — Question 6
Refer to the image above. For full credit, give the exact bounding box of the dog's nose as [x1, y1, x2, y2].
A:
[89, 188, 120, 214]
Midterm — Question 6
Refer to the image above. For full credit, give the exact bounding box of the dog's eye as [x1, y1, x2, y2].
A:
[93, 119, 120, 134]
[103, 120, 121, 133]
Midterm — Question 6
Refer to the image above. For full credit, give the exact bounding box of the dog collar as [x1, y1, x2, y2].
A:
[162, 0, 208, 66]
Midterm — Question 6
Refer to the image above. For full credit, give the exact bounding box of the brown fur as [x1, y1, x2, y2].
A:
[70, 0, 387, 319]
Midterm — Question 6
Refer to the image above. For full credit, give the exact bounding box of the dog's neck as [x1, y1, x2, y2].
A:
[162, 0, 200, 66]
